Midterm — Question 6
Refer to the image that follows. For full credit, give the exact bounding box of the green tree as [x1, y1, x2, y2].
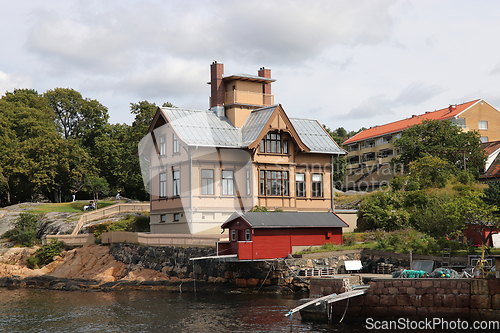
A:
[357, 191, 409, 231]
[483, 180, 500, 207]
[393, 119, 486, 176]
[3, 213, 42, 247]
[408, 156, 454, 189]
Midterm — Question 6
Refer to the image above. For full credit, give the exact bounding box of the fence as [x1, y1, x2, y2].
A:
[101, 232, 223, 247]
[71, 203, 150, 235]
[44, 234, 94, 246]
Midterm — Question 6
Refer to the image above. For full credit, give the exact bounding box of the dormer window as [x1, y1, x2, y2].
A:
[260, 132, 288, 154]
[159, 136, 166, 156]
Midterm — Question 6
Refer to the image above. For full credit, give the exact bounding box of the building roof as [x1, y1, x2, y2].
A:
[158, 105, 345, 154]
[221, 211, 349, 229]
[480, 140, 500, 179]
[343, 99, 481, 145]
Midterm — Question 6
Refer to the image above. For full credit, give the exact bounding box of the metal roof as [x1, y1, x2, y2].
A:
[159, 107, 345, 155]
[222, 212, 349, 228]
[290, 118, 345, 154]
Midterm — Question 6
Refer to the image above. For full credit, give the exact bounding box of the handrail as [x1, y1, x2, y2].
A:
[71, 202, 150, 236]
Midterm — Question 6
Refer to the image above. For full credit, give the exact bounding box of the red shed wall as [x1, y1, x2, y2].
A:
[251, 227, 343, 260]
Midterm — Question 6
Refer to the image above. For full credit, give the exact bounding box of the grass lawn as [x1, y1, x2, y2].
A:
[27, 201, 117, 214]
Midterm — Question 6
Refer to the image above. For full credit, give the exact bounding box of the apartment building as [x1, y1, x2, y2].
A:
[342, 99, 500, 173]
[140, 62, 346, 235]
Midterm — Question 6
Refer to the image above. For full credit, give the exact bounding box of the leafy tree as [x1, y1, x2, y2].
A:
[332, 156, 346, 189]
[85, 176, 110, 208]
[44, 88, 109, 141]
[393, 119, 486, 176]
[408, 156, 454, 189]
[483, 180, 500, 207]
[357, 191, 409, 231]
[448, 191, 499, 246]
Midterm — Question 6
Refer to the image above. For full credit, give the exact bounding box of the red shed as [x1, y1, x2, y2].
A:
[216, 212, 348, 260]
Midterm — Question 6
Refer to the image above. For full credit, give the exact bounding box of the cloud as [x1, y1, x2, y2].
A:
[24, 0, 396, 76]
[339, 81, 443, 120]
[490, 62, 500, 75]
[0, 71, 32, 95]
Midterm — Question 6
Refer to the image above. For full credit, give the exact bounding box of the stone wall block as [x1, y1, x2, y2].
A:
[442, 294, 456, 308]
[488, 279, 500, 295]
[389, 305, 416, 317]
[392, 280, 402, 287]
[406, 287, 416, 295]
[433, 280, 441, 288]
[492, 294, 500, 310]
[471, 279, 489, 295]
[372, 306, 389, 317]
[388, 287, 399, 295]
[402, 280, 412, 287]
[422, 280, 433, 288]
[421, 294, 434, 307]
[456, 294, 470, 308]
[477, 309, 500, 321]
[396, 295, 411, 306]
[434, 294, 443, 307]
[470, 295, 491, 309]
[416, 288, 426, 295]
[235, 278, 247, 288]
[380, 295, 397, 306]
[409, 295, 422, 307]
[364, 295, 380, 307]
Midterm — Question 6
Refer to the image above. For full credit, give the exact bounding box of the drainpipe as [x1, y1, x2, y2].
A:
[185, 145, 199, 234]
[331, 155, 334, 211]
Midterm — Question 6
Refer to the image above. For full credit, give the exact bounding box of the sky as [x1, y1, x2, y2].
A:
[2, 0, 500, 132]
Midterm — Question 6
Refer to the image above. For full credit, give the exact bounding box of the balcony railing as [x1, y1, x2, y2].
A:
[225, 90, 274, 106]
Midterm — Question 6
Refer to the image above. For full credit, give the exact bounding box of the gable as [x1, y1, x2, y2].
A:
[247, 104, 310, 152]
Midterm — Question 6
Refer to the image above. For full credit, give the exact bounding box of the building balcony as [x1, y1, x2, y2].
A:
[225, 90, 274, 107]
[360, 145, 376, 153]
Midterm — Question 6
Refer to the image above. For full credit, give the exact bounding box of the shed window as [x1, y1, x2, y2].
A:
[231, 229, 236, 241]
[245, 229, 251, 241]
[173, 213, 180, 221]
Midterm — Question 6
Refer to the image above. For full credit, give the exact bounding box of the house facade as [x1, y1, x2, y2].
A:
[342, 99, 500, 174]
[140, 62, 345, 235]
[217, 211, 348, 260]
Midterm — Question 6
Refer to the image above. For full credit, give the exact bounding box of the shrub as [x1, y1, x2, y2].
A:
[26, 241, 65, 269]
[373, 228, 440, 255]
[343, 233, 356, 246]
[88, 214, 150, 239]
[4, 213, 42, 247]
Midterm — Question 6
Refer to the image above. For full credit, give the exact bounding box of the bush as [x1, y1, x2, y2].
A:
[88, 214, 150, 239]
[373, 228, 440, 255]
[26, 241, 65, 269]
[3, 213, 42, 247]
[343, 233, 356, 246]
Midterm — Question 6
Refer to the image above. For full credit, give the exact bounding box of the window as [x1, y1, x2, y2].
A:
[245, 229, 251, 241]
[160, 214, 166, 223]
[201, 169, 214, 195]
[283, 140, 288, 154]
[173, 213, 180, 221]
[263, 170, 289, 196]
[231, 229, 236, 241]
[260, 170, 265, 195]
[266, 132, 281, 153]
[246, 170, 251, 195]
[479, 121, 488, 130]
[159, 173, 167, 198]
[296, 173, 305, 197]
[260, 139, 265, 152]
[480, 136, 489, 143]
[173, 170, 180, 196]
[312, 174, 323, 197]
[173, 133, 180, 153]
[222, 170, 234, 195]
[159, 136, 166, 156]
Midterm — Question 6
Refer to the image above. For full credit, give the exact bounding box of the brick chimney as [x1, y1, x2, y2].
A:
[210, 61, 225, 117]
[258, 67, 272, 96]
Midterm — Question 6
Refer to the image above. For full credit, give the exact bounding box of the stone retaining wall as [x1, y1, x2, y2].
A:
[311, 277, 500, 321]
[109, 243, 309, 292]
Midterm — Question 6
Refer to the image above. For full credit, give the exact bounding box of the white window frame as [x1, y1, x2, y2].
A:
[173, 170, 180, 196]
[173, 133, 180, 154]
[312, 173, 323, 197]
[222, 170, 234, 196]
[201, 169, 214, 195]
[245, 229, 251, 241]
[159, 172, 167, 198]
[478, 121, 488, 130]
[231, 229, 236, 241]
[159, 136, 166, 156]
